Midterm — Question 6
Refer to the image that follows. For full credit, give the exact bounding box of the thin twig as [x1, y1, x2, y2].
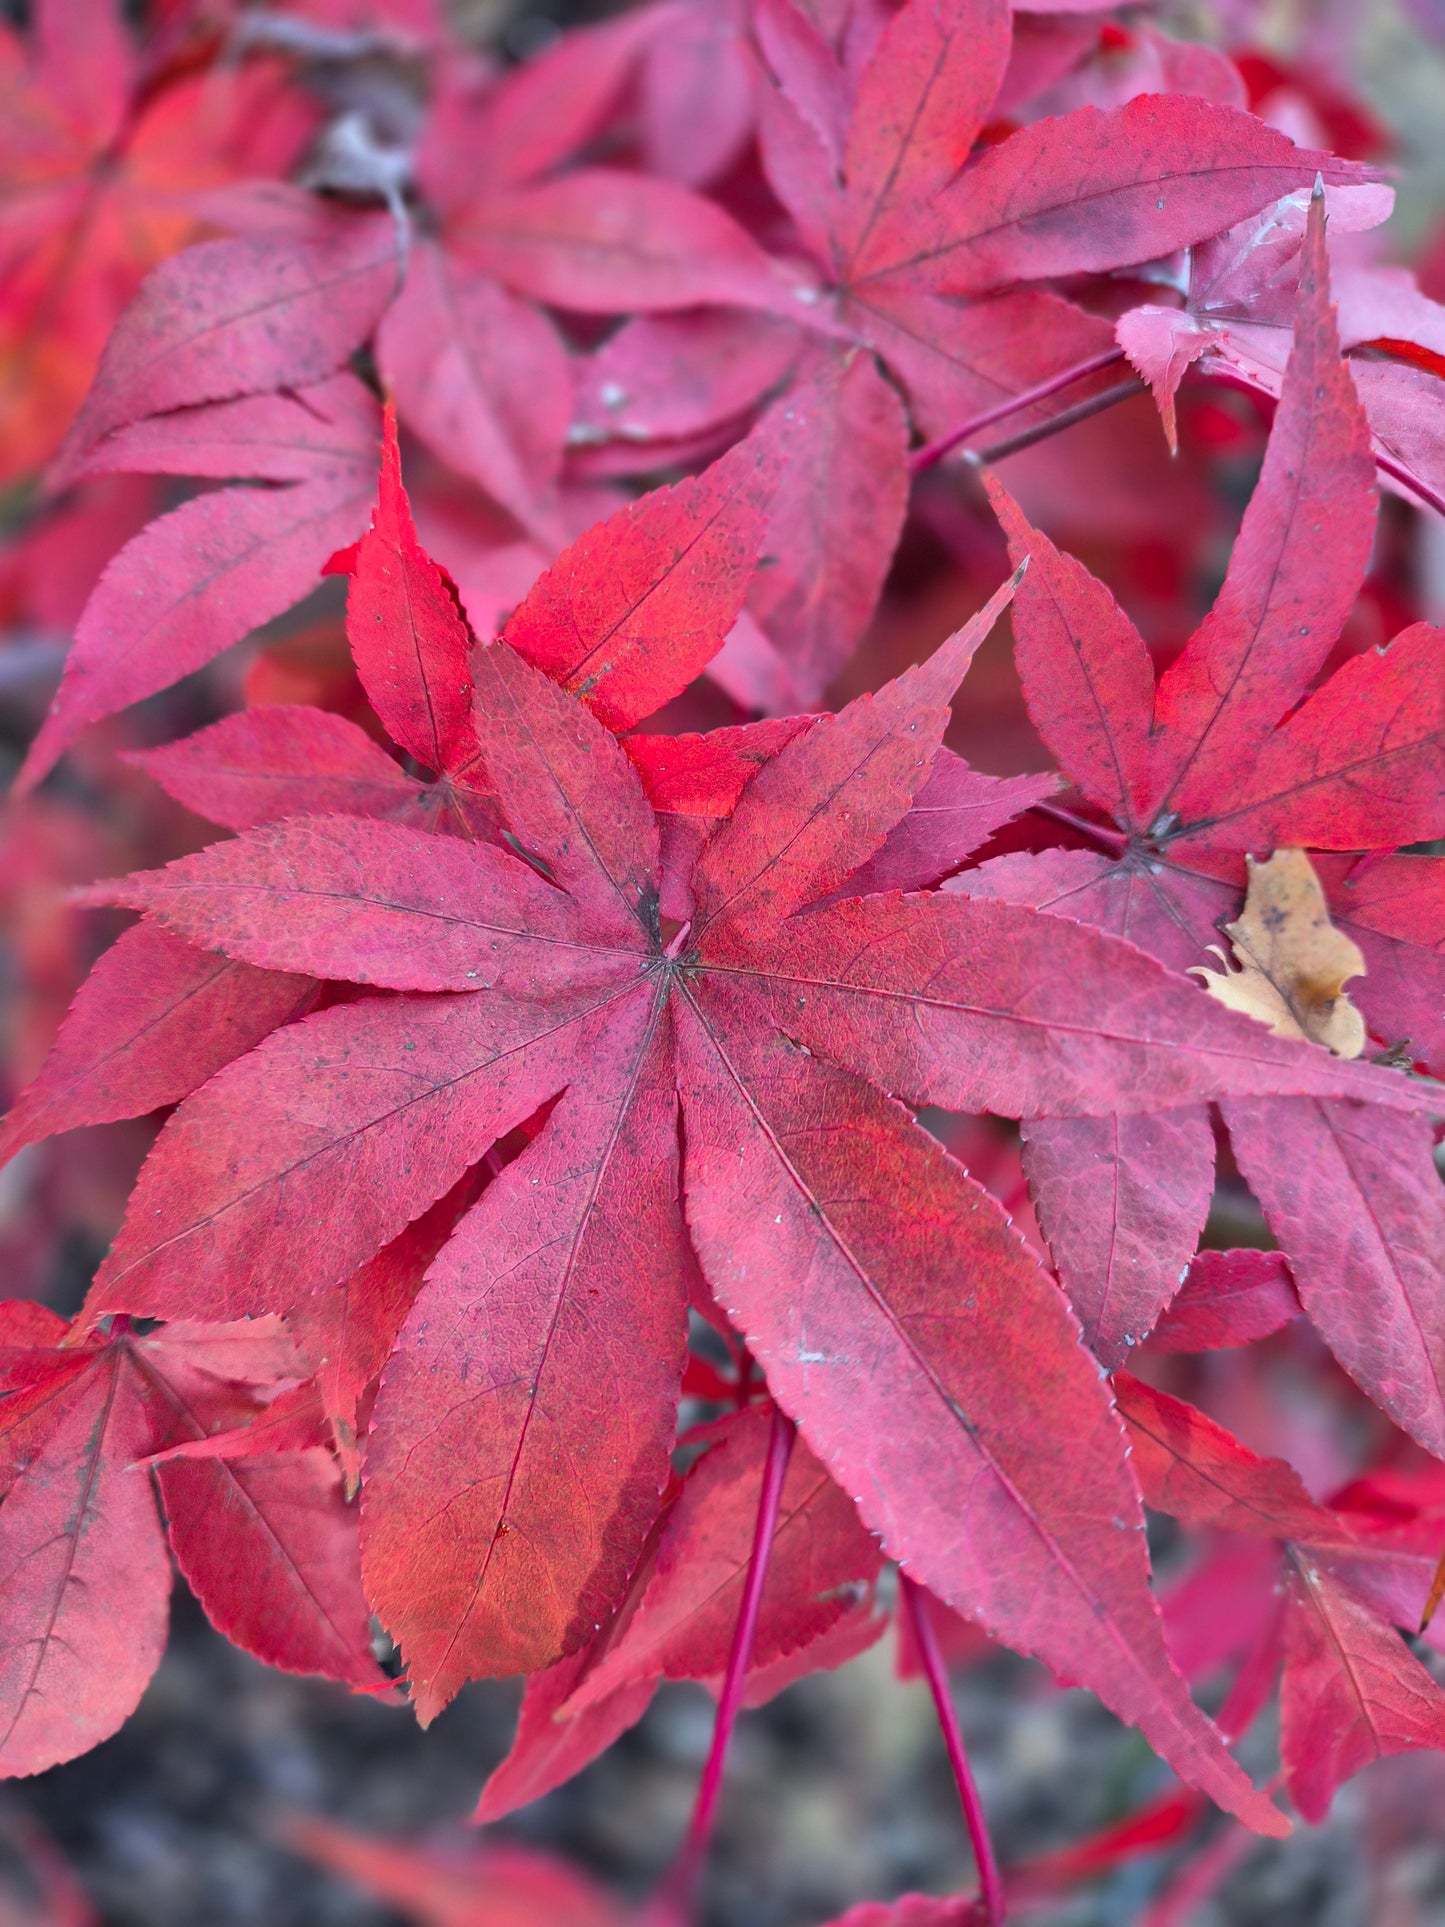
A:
[910, 347, 1127, 474]
[900, 1572, 1006, 1926]
[647, 1401, 795, 1924]
[965, 377, 1146, 468]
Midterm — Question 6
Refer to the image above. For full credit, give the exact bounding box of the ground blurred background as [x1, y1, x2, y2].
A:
[8, 1578, 1445, 1924]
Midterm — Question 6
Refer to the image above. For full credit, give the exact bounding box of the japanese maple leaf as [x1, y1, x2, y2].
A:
[558, 1403, 882, 1711]
[1148, 1249, 1301, 1356]
[0, 1302, 382, 1779]
[16, 157, 802, 793]
[1115, 179, 1445, 511]
[2, 407, 781, 1179]
[20, 204, 402, 791]
[454, 0, 756, 199]
[0, 0, 314, 482]
[1119, 1375, 1445, 1822]
[0, 919, 318, 1168]
[1000, 14, 1251, 127]
[565, 0, 1372, 705]
[69, 454, 1439, 1828]
[18, 293, 757, 792]
[282, 1178, 491, 1492]
[953, 196, 1445, 1451]
[342, 9, 801, 544]
[760, 0, 1372, 396]
[411, 5, 797, 320]
[25, 0, 1367, 760]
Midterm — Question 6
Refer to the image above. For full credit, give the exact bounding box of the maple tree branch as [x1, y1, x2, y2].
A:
[649, 1400, 795, 1924]
[909, 349, 1128, 475]
[900, 1572, 1007, 1926]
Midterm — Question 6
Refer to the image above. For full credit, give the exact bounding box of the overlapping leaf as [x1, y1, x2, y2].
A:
[0, 1310, 382, 1778]
[63, 441, 1442, 1827]
[24, 0, 1376, 768]
[1120, 1376, 1445, 1820]
[952, 198, 1445, 1414]
[4, 3, 1444, 1878]
[1116, 180, 1445, 509]
[23, 365, 386, 790]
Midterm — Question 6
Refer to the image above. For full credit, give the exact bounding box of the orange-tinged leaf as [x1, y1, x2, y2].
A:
[0, 48, 313, 482]
[563, 1403, 882, 1709]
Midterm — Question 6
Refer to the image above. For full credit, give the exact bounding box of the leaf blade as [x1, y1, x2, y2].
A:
[676, 989, 1286, 1836]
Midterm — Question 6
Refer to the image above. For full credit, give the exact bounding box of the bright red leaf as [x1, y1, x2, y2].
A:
[5, 9, 1445, 1896]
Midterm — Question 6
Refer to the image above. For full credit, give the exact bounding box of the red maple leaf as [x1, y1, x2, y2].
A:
[57, 423, 1440, 1831]
[576, 0, 1376, 701]
[4, 9, 1445, 1910]
[14, 0, 1377, 781]
[473, 1399, 887, 1822]
[1115, 178, 1445, 511]
[11, 5, 802, 776]
[1, 405, 783, 1176]
[22, 357, 390, 791]
[951, 195, 1445, 1450]
[1120, 1375, 1445, 1823]
[1149, 1249, 1301, 1356]
[0, 1302, 383, 1779]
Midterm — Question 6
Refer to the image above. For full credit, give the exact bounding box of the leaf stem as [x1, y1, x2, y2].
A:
[909, 348, 1127, 474]
[647, 1400, 795, 1924]
[1373, 450, 1445, 521]
[966, 377, 1146, 468]
[900, 1573, 1006, 1926]
[1196, 362, 1445, 521]
[1028, 800, 1129, 856]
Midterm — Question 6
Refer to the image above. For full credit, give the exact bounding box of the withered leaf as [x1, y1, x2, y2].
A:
[1192, 849, 1366, 1059]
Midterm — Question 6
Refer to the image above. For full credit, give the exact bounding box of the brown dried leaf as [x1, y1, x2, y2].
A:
[1191, 849, 1366, 1058]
